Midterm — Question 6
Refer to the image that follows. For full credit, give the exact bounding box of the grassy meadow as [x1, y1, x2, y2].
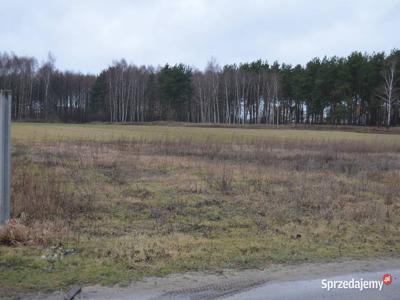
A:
[1, 123, 400, 295]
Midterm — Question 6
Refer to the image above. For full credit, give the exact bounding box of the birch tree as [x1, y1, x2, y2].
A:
[378, 59, 398, 127]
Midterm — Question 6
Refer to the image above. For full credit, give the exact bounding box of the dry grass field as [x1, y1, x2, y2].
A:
[1, 123, 400, 296]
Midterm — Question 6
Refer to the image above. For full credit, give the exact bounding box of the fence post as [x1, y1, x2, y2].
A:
[0, 90, 11, 225]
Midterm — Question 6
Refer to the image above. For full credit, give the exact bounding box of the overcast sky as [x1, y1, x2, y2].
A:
[1, 0, 399, 74]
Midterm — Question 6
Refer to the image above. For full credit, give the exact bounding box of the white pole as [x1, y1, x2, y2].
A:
[0, 90, 11, 224]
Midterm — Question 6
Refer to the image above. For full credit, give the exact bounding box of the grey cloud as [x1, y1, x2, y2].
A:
[0, 0, 399, 73]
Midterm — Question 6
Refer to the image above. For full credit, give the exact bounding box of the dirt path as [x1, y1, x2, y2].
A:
[7, 257, 400, 300]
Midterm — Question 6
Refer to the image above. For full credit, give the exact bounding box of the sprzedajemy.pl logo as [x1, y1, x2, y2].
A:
[321, 274, 393, 292]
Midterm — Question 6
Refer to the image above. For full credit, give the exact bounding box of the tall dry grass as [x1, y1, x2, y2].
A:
[7, 135, 400, 244]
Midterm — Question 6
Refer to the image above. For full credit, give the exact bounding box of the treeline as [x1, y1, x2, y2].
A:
[0, 53, 95, 122]
[1, 50, 399, 126]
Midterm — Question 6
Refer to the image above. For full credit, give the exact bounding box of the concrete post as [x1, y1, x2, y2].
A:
[0, 90, 11, 224]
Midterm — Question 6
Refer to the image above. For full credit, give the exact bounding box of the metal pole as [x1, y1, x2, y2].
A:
[0, 90, 11, 224]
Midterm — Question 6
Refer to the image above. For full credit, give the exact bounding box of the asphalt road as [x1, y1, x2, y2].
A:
[80, 269, 400, 300]
[223, 269, 400, 300]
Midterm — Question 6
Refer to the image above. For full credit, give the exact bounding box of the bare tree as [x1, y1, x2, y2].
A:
[379, 59, 399, 127]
